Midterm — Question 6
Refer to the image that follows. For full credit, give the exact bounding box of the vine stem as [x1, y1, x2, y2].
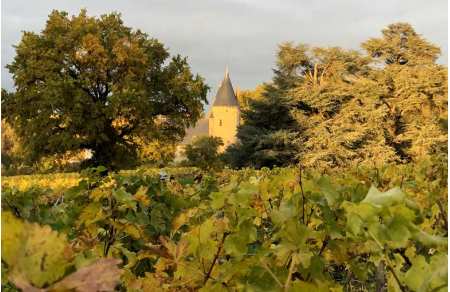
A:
[203, 232, 229, 285]
[368, 231, 407, 292]
[260, 259, 283, 288]
[318, 235, 330, 256]
[284, 255, 297, 292]
[375, 260, 385, 292]
[386, 263, 407, 292]
[436, 200, 448, 232]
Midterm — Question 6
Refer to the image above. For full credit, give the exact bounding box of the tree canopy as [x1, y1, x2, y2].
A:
[224, 53, 300, 169]
[291, 23, 447, 169]
[2, 9, 208, 169]
[183, 136, 223, 170]
[226, 22, 447, 170]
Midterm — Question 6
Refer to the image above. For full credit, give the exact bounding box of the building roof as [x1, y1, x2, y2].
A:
[212, 68, 239, 107]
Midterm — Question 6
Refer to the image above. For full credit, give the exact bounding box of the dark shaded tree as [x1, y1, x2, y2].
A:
[224, 45, 301, 169]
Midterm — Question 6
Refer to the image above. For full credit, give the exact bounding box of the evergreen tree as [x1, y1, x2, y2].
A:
[235, 85, 265, 111]
[224, 44, 301, 168]
[362, 23, 447, 162]
[362, 22, 441, 66]
[290, 23, 447, 169]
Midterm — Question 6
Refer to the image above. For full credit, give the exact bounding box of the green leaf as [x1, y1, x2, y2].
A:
[229, 182, 257, 207]
[78, 202, 105, 226]
[295, 251, 314, 269]
[410, 225, 448, 247]
[113, 188, 137, 211]
[224, 220, 257, 258]
[317, 176, 340, 207]
[2, 212, 25, 265]
[386, 216, 411, 248]
[404, 255, 429, 291]
[419, 254, 448, 292]
[362, 186, 404, 207]
[346, 212, 364, 236]
[271, 199, 296, 226]
[210, 191, 227, 210]
[290, 279, 331, 292]
[245, 266, 280, 291]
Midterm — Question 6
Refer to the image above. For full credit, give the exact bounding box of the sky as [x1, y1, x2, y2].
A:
[1, 0, 448, 105]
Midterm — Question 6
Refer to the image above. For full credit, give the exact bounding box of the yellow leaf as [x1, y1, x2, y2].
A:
[2, 212, 25, 265]
[2, 212, 72, 288]
[123, 224, 141, 239]
[172, 208, 197, 232]
[134, 186, 150, 206]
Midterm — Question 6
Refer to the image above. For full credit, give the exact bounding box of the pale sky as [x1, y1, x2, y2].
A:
[1, 0, 448, 105]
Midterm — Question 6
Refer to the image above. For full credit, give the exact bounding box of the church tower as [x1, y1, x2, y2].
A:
[209, 68, 240, 152]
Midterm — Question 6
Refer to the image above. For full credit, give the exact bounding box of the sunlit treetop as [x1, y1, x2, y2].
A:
[362, 22, 441, 66]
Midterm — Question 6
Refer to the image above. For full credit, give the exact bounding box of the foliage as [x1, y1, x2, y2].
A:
[235, 85, 265, 111]
[1, 18, 448, 292]
[183, 136, 224, 170]
[233, 23, 447, 170]
[1, 118, 23, 171]
[136, 139, 177, 167]
[1, 109, 92, 176]
[1, 167, 200, 194]
[225, 83, 299, 169]
[2, 211, 122, 290]
[2, 9, 208, 169]
[290, 29, 447, 169]
[361, 22, 441, 66]
[1, 160, 447, 291]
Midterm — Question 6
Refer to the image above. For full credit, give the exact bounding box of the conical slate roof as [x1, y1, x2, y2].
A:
[212, 68, 239, 107]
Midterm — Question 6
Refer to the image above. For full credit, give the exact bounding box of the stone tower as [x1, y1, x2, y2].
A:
[209, 68, 240, 152]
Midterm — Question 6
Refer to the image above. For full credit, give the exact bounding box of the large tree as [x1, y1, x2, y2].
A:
[2, 10, 208, 169]
[290, 23, 447, 169]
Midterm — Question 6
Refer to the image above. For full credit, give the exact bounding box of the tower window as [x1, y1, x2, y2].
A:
[219, 120, 222, 126]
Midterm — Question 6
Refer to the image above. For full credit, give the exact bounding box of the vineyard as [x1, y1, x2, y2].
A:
[2, 160, 447, 291]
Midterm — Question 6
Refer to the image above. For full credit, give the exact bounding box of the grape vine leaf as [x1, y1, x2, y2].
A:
[224, 220, 257, 258]
[2, 212, 72, 288]
[113, 188, 137, 211]
[362, 186, 404, 207]
[317, 176, 340, 207]
[409, 225, 448, 247]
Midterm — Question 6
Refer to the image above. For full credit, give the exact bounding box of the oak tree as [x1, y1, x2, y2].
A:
[3, 10, 208, 169]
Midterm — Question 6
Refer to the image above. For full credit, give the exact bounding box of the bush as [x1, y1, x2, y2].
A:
[182, 136, 223, 170]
